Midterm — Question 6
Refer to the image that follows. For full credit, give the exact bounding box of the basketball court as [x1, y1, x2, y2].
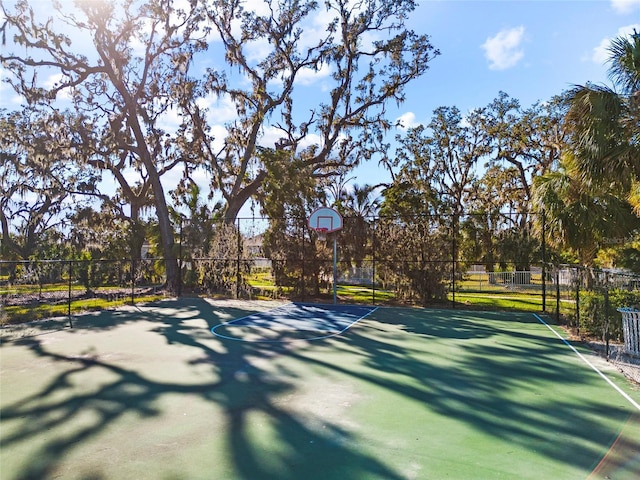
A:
[1, 298, 639, 479]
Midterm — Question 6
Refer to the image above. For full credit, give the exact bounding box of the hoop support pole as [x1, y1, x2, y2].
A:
[333, 234, 337, 305]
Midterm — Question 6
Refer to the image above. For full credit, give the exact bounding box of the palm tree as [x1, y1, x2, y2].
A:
[340, 184, 380, 275]
[533, 154, 639, 269]
[566, 29, 640, 214]
[345, 184, 381, 219]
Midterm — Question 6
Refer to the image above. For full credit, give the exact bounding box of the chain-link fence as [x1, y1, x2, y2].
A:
[550, 265, 640, 346]
[2, 213, 639, 345]
[0, 258, 168, 327]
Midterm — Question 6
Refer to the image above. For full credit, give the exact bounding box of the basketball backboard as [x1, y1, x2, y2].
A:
[308, 206, 343, 233]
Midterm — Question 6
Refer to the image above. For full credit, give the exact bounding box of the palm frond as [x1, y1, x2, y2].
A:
[630, 179, 640, 217]
[606, 29, 640, 95]
[566, 84, 638, 180]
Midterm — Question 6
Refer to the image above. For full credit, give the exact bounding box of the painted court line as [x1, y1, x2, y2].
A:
[533, 313, 640, 412]
[211, 303, 379, 342]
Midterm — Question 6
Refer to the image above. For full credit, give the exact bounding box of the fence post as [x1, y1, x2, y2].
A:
[131, 258, 136, 305]
[575, 267, 580, 336]
[372, 217, 376, 306]
[451, 214, 457, 309]
[67, 260, 73, 329]
[37, 261, 43, 301]
[300, 223, 305, 302]
[236, 217, 241, 299]
[541, 210, 546, 312]
[555, 268, 560, 323]
[333, 232, 338, 305]
[604, 283, 610, 359]
[178, 217, 183, 298]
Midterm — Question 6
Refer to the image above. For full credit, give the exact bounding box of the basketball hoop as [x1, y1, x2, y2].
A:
[315, 227, 329, 242]
[307, 206, 343, 304]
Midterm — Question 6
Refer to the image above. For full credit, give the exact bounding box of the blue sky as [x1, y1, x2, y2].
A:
[348, 0, 640, 185]
[3, 1, 638, 131]
[394, 0, 639, 124]
[2, 0, 640, 209]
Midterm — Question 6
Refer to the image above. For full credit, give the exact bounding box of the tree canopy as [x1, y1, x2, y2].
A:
[1, 0, 438, 292]
[0, 0, 638, 294]
[565, 28, 640, 214]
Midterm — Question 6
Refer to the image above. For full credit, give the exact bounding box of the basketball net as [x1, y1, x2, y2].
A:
[316, 227, 329, 242]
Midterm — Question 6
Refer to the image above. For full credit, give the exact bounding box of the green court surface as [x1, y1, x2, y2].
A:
[1, 298, 639, 479]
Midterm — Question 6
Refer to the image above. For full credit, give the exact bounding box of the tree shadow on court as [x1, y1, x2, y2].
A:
[0, 303, 185, 342]
[289, 307, 640, 477]
[0, 298, 404, 480]
[151, 299, 405, 480]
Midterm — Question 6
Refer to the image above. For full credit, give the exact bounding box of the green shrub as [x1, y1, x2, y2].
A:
[578, 289, 640, 341]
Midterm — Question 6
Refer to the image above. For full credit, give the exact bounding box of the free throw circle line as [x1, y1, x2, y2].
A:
[211, 303, 378, 343]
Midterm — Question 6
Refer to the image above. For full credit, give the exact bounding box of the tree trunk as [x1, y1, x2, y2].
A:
[124, 96, 178, 292]
[137, 148, 178, 293]
[129, 204, 146, 261]
[152, 180, 178, 293]
[222, 170, 268, 224]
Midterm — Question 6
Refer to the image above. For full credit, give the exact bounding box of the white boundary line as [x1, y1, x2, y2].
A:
[533, 313, 640, 412]
[211, 303, 379, 343]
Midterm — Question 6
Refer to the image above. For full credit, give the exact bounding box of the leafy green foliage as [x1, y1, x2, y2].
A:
[578, 289, 640, 340]
[565, 29, 640, 213]
[259, 148, 326, 297]
[534, 154, 640, 267]
[375, 216, 450, 305]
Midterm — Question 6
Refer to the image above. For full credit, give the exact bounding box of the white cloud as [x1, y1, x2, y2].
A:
[482, 26, 526, 71]
[245, 37, 273, 63]
[395, 112, 419, 130]
[198, 94, 239, 124]
[256, 125, 322, 153]
[298, 132, 322, 151]
[157, 108, 183, 133]
[0, 68, 23, 106]
[591, 39, 610, 65]
[208, 124, 228, 153]
[459, 114, 472, 129]
[258, 125, 289, 149]
[611, 0, 640, 14]
[295, 63, 333, 86]
[44, 72, 73, 100]
[591, 24, 640, 64]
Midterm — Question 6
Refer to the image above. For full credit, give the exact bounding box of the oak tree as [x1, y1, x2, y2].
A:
[1, 0, 208, 291]
[185, 0, 439, 222]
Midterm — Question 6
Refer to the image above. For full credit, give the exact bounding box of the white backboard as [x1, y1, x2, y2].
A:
[308, 207, 343, 233]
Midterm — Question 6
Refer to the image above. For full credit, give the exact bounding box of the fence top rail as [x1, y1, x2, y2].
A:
[231, 211, 545, 221]
[0, 257, 251, 264]
[0, 258, 175, 265]
[0, 259, 75, 265]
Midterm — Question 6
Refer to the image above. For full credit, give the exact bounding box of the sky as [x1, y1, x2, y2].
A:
[394, 0, 639, 123]
[347, 0, 640, 185]
[2, 0, 640, 210]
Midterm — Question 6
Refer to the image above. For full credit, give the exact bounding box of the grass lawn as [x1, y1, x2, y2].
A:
[450, 291, 574, 313]
[1, 294, 165, 325]
[2, 274, 574, 326]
